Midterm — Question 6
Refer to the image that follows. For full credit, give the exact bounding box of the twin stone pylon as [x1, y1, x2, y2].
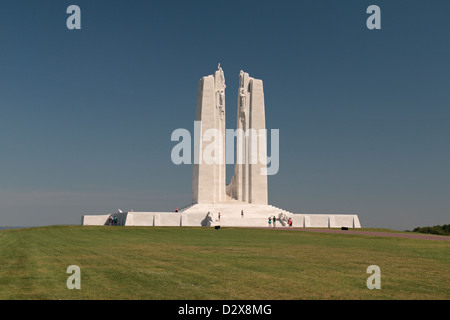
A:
[82, 65, 363, 228]
[192, 65, 268, 205]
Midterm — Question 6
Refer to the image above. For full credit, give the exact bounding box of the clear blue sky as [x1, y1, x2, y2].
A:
[0, 0, 448, 230]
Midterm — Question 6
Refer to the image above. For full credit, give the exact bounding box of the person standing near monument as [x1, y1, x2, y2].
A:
[241, 210, 244, 218]
[273, 216, 276, 228]
[268, 217, 272, 227]
[218, 212, 221, 222]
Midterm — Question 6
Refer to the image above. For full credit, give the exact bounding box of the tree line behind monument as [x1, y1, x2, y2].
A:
[410, 224, 450, 236]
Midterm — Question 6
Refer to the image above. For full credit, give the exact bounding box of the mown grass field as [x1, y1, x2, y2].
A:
[0, 225, 448, 300]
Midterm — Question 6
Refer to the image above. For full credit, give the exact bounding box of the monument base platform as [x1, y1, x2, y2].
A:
[82, 203, 361, 228]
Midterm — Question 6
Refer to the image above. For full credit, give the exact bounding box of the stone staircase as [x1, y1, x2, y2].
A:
[180, 202, 293, 227]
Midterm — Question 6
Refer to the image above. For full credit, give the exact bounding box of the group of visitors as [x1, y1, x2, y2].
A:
[108, 215, 118, 226]
[268, 215, 293, 228]
[268, 216, 276, 227]
[108, 209, 125, 226]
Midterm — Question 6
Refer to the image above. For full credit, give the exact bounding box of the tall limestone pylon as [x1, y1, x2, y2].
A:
[227, 70, 268, 205]
[192, 65, 268, 205]
[192, 64, 226, 204]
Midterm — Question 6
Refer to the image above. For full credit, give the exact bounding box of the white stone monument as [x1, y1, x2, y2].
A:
[82, 65, 361, 228]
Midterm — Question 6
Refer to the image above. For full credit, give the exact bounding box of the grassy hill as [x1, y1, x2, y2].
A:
[0, 225, 448, 300]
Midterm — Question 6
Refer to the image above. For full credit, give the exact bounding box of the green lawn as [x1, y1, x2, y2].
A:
[0, 225, 448, 300]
